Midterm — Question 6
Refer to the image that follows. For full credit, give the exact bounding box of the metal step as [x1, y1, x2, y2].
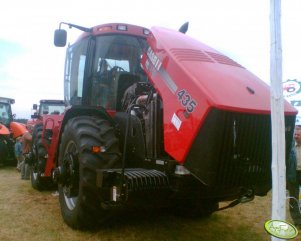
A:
[96, 168, 169, 192]
[124, 168, 169, 191]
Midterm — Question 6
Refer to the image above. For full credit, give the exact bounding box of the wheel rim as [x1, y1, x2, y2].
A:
[61, 140, 79, 211]
[32, 171, 38, 180]
[64, 194, 78, 210]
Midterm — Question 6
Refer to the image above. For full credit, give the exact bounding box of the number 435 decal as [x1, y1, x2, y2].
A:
[177, 89, 197, 113]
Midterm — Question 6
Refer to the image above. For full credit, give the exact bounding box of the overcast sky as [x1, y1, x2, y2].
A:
[0, 0, 300, 118]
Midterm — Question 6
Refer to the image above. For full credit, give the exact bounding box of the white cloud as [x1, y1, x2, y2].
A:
[0, 0, 300, 118]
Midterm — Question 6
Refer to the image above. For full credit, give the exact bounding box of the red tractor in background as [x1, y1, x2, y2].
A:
[0, 97, 27, 165]
[30, 99, 65, 190]
[28, 99, 66, 127]
[32, 22, 297, 229]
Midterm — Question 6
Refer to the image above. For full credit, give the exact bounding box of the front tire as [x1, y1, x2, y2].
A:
[58, 116, 120, 229]
[31, 123, 52, 190]
[0, 136, 9, 166]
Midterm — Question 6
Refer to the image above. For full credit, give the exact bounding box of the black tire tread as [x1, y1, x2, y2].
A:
[31, 123, 51, 190]
[59, 116, 120, 229]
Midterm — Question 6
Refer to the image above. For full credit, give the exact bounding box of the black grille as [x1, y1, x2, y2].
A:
[184, 108, 295, 195]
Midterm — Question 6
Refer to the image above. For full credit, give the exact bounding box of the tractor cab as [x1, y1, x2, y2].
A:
[31, 99, 66, 119]
[0, 97, 14, 127]
[0, 97, 26, 165]
[55, 23, 149, 113]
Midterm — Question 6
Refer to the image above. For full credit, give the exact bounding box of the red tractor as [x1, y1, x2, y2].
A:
[33, 22, 297, 229]
[28, 99, 66, 127]
[30, 99, 65, 189]
[0, 97, 27, 165]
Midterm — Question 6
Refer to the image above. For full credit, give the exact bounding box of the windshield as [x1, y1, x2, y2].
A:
[91, 35, 148, 109]
[64, 38, 89, 106]
[39, 103, 66, 115]
[0, 103, 12, 126]
[64, 34, 148, 109]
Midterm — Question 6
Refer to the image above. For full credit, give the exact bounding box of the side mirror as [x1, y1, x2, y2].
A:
[54, 29, 67, 47]
[33, 104, 38, 110]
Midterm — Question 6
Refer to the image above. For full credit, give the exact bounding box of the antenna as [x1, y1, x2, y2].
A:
[178, 22, 189, 34]
[59, 22, 92, 33]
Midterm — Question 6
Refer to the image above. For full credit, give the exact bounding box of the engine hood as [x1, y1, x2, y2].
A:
[141, 26, 297, 162]
[143, 26, 296, 114]
[10, 122, 27, 138]
[0, 124, 10, 135]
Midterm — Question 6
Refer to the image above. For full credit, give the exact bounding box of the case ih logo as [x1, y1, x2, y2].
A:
[283, 79, 301, 97]
[146, 47, 162, 71]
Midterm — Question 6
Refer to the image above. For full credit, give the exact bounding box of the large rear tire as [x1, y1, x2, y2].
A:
[31, 123, 52, 190]
[58, 116, 120, 229]
[0, 136, 9, 166]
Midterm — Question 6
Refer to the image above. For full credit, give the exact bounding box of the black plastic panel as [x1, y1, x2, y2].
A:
[184, 108, 295, 195]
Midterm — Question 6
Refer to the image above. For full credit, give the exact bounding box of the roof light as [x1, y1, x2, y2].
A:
[117, 25, 127, 31]
[143, 29, 150, 35]
[97, 26, 112, 32]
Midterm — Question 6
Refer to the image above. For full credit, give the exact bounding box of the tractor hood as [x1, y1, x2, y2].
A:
[142, 26, 296, 114]
[0, 124, 10, 135]
[10, 122, 27, 138]
[141, 26, 297, 164]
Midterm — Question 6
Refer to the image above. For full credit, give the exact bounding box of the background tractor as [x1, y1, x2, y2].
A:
[28, 99, 66, 127]
[0, 97, 27, 165]
[32, 22, 297, 230]
[30, 99, 65, 190]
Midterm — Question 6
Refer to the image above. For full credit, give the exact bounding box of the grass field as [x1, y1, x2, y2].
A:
[0, 166, 298, 241]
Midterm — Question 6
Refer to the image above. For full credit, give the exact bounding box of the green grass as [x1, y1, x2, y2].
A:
[0, 166, 298, 241]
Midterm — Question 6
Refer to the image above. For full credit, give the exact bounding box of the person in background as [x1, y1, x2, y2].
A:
[287, 124, 301, 228]
[20, 125, 33, 180]
[14, 136, 23, 172]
